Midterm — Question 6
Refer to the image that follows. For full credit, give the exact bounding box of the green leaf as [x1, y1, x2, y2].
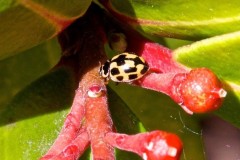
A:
[109, 83, 205, 160]
[173, 31, 240, 128]
[0, 67, 76, 160]
[0, 38, 62, 159]
[107, 0, 240, 40]
[0, 38, 60, 112]
[0, 0, 91, 60]
[108, 87, 146, 134]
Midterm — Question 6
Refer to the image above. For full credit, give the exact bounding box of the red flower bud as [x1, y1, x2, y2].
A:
[179, 68, 226, 113]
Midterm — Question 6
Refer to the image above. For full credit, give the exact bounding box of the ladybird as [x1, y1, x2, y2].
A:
[99, 52, 149, 82]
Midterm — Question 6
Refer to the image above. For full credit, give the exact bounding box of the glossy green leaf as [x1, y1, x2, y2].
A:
[174, 31, 240, 128]
[107, 0, 240, 40]
[108, 87, 146, 134]
[0, 0, 91, 60]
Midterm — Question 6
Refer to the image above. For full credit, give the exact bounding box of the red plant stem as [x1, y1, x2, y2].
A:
[42, 86, 87, 157]
[85, 84, 115, 159]
[140, 43, 187, 73]
[41, 129, 89, 160]
[104, 131, 182, 160]
[41, 5, 115, 159]
[79, 66, 115, 160]
[104, 132, 145, 155]
[137, 72, 187, 103]
[57, 129, 89, 159]
[137, 73, 177, 95]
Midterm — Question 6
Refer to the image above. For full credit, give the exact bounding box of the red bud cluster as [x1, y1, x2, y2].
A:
[41, 3, 227, 160]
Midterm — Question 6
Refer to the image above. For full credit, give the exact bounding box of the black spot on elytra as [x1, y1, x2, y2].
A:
[116, 76, 124, 81]
[103, 61, 110, 75]
[128, 74, 138, 80]
[111, 68, 120, 75]
[112, 54, 126, 66]
[141, 65, 149, 74]
[124, 67, 137, 73]
[133, 57, 144, 65]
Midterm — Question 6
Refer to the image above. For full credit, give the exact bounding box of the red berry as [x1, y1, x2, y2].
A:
[179, 68, 226, 113]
